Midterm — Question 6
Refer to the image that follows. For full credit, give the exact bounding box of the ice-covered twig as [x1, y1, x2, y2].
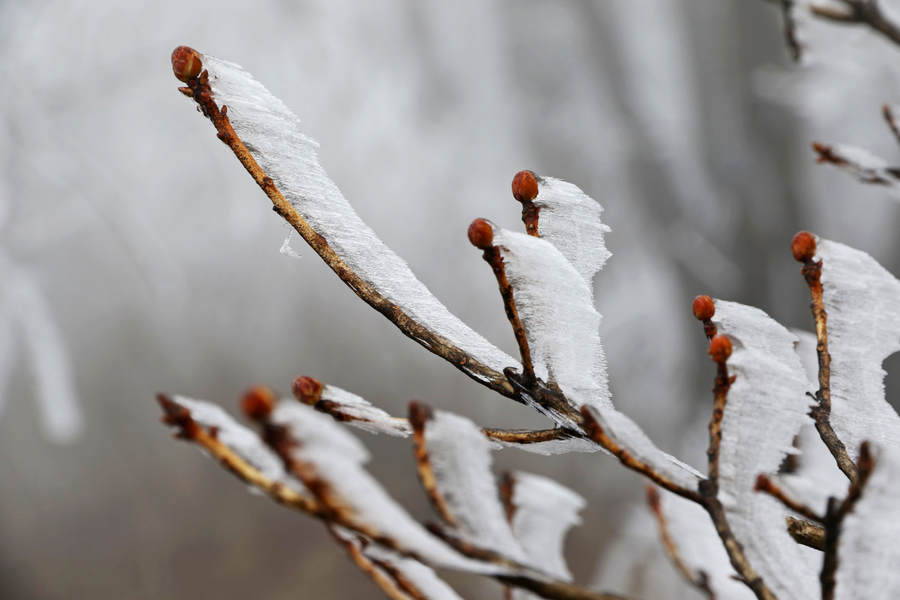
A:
[170, 46, 517, 400]
[754, 474, 823, 523]
[646, 486, 716, 599]
[821, 442, 876, 600]
[809, 0, 900, 47]
[811, 142, 900, 188]
[791, 232, 859, 484]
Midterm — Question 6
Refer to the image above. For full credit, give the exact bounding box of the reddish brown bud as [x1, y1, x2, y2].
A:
[691, 295, 715, 321]
[292, 375, 323, 404]
[467, 218, 494, 249]
[240, 386, 275, 421]
[754, 473, 773, 493]
[171, 46, 202, 82]
[511, 170, 539, 204]
[708, 335, 732, 363]
[791, 231, 817, 263]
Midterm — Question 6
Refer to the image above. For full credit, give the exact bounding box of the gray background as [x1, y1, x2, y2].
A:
[2, 1, 899, 598]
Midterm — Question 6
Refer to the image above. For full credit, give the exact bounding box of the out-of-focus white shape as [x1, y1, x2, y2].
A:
[279, 234, 302, 259]
[2, 254, 83, 443]
[171, 395, 299, 489]
[712, 300, 817, 599]
[423, 410, 530, 565]
[508, 471, 584, 582]
[492, 225, 701, 488]
[201, 55, 518, 383]
[532, 176, 611, 284]
[316, 384, 411, 437]
[268, 400, 507, 574]
[818, 238, 900, 457]
[835, 444, 900, 599]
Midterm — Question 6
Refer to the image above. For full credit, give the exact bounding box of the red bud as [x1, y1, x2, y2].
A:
[708, 335, 732, 363]
[171, 46, 202, 82]
[467, 218, 494, 249]
[511, 170, 539, 203]
[292, 375, 323, 404]
[240, 385, 275, 421]
[691, 295, 715, 321]
[791, 231, 816, 263]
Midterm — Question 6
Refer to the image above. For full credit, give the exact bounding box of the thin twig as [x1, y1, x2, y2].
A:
[821, 442, 876, 600]
[811, 142, 900, 186]
[408, 402, 457, 526]
[482, 427, 575, 445]
[580, 406, 702, 504]
[810, 0, 900, 48]
[763, 0, 803, 60]
[328, 527, 421, 600]
[786, 516, 825, 551]
[646, 486, 716, 599]
[174, 49, 515, 401]
[792, 233, 859, 484]
[883, 104, 900, 146]
[754, 474, 824, 523]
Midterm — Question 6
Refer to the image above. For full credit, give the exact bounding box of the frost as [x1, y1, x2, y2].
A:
[201, 55, 518, 380]
[531, 176, 611, 284]
[172, 395, 296, 488]
[422, 410, 530, 565]
[268, 400, 507, 574]
[507, 471, 584, 581]
[317, 384, 411, 437]
[835, 445, 900, 600]
[279, 234, 302, 259]
[818, 238, 900, 456]
[711, 300, 817, 599]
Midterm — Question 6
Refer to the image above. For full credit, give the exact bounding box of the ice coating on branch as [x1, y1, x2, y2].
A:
[818, 238, 900, 456]
[200, 55, 518, 381]
[360, 541, 464, 600]
[711, 300, 817, 599]
[835, 445, 900, 600]
[531, 176, 611, 284]
[422, 410, 530, 565]
[493, 228, 608, 408]
[817, 143, 900, 193]
[508, 471, 584, 581]
[318, 384, 411, 437]
[172, 396, 295, 486]
[492, 435, 600, 456]
[268, 400, 504, 574]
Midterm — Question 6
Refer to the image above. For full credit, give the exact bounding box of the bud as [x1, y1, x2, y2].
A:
[691, 295, 715, 321]
[511, 170, 539, 203]
[240, 386, 275, 421]
[171, 46, 202, 82]
[467, 218, 494, 249]
[708, 335, 732, 363]
[292, 375, 323, 404]
[791, 231, 816, 263]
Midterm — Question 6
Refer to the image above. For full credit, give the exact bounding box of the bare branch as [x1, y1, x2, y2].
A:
[811, 142, 900, 186]
[791, 232, 859, 484]
[481, 427, 575, 445]
[786, 516, 825, 551]
[328, 527, 422, 600]
[646, 486, 716, 600]
[810, 0, 900, 47]
[754, 474, 824, 523]
[883, 104, 900, 146]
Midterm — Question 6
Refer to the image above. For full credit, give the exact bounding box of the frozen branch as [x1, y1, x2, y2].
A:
[786, 516, 826, 550]
[755, 474, 824, 523]
[809, 0, 900, 48]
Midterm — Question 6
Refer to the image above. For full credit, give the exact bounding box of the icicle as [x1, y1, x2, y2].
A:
[201, 55, 518, 382]
[711, 300, 818, 599]
[818, 238, 900, 456]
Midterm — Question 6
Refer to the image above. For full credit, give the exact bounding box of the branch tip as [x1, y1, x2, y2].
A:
[467, 218, 494, 250]
[708, 335, 732, 363]
[292, 375, 323, 405]
[791, 231, 817, 263]
[171, 45, 202, 83]
[240, 385, 276, 421]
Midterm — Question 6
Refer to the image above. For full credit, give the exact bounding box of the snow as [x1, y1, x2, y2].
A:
[711, 300, 818, 599]
[818, 238, 900, 456]
[201, 54, 518, 382]
[317, 384, 412, 437]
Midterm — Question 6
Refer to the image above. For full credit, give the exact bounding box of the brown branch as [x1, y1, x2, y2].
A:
[787, 516, 825, 551]
[482, 427, 575, 445]
[408, 402, 457, 527]
[754, 474, 824, 523]
[763, 0, 803, 61]
[580, 406, 702, 504]
[792, 232, 859, 484]
[156, 394, 322, 516]
[328, 527, 421, 600]
[883, 104, 900, 146]
[646, 486, 716, 599]
[511, 170, 541, 236]
[705, 336, 734, 487]
[172, 47, 515, 401]
[821, 442, 876, 600]
[811, 142, 900, 186]
[810, 0, 900, 48]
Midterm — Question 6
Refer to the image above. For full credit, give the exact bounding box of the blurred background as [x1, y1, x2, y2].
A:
[2, 0, 900, 597]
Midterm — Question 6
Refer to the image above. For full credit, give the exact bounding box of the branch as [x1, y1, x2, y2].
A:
[787, 516, 826, 551]
[763, 0, 803, 61]
[481, 427, 575, 445]
[170, 46, 515, 400]
[883, 104, 900, 146]
[580, 406, 702, 504]
[328, 527, 424, 600]
[821, 442, 876, 600]
[811, 142, 900, 186]
[754, 474, 824, 523]
[791, 232, 859, 484]
[810, 0, 900, 48]
[646, 486, 716, 599]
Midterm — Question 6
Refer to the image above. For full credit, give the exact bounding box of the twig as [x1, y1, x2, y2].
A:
[811, 142, 900, 186]
[791, 232, 859, 484]
[580, 406, 702, 504]
[171, 46, 515, 400]
[511, 170, 541, 236]
[328, 527, 422, 600]
[786, 516, 825, 551]
[646, 486, 716, 599]
[763, 0, 803, 61]
[810, 0, 900, 48]
[821, 442, 876, 600]
[468, 218, 536, 387]
[482, 427, 575, 445]
[754, 474, 824, 523]
[408, 402, 457, 526]
[883, 104, 900, 146]
[697, 336, 777, 600]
